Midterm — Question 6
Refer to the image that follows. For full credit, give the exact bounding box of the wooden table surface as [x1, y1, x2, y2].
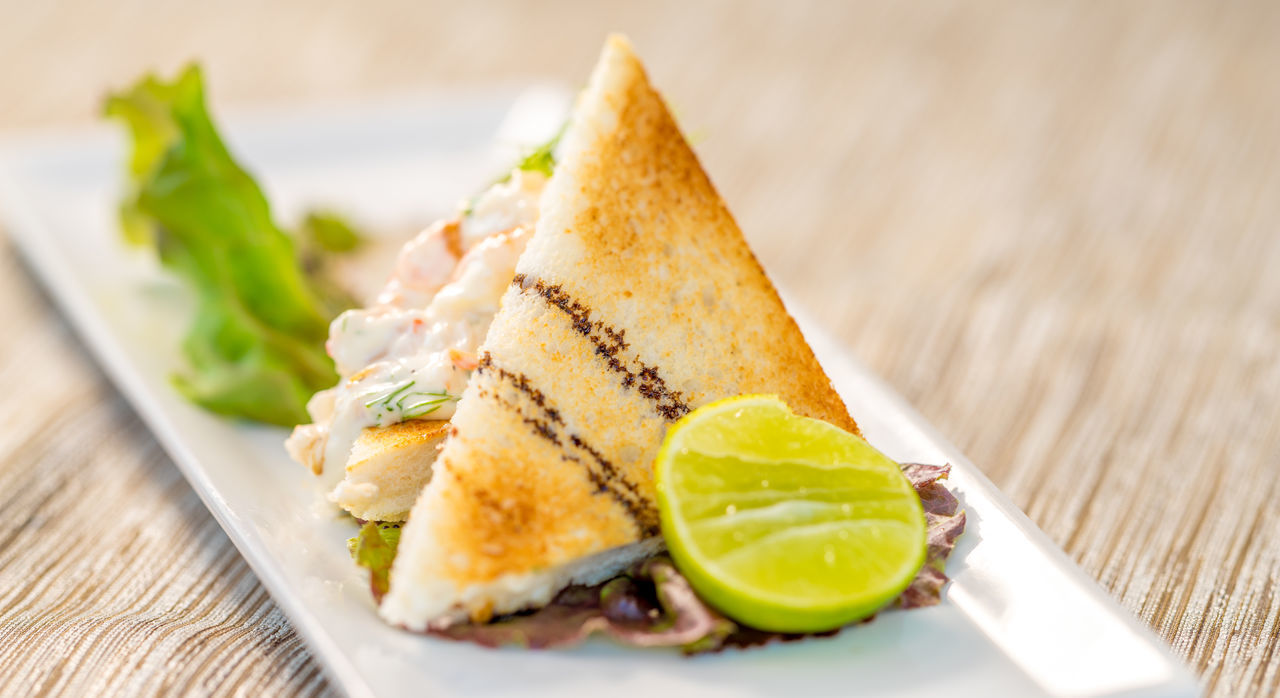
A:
[3, 1, 1278, 696]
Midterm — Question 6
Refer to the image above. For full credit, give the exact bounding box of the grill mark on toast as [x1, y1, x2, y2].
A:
[476, 353, 658, 534]
[475, 351, 563, 425]
[477, 387, 599, 488]
[512, 274, 691, 420]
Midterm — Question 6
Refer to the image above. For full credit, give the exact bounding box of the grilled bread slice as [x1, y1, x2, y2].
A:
[329, 419, 450, 522]
[381, 34, 856, 629]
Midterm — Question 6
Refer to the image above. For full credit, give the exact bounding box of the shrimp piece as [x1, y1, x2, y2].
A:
[375, 219, 464, 308]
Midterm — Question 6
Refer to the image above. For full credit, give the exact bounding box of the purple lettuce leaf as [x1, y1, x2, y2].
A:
[898, 463, 966, 609]
[428, 585, 609, 649]
[428, 558, 736, 651]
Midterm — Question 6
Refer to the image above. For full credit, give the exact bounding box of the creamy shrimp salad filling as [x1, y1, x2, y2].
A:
[286, 170, 546, 489]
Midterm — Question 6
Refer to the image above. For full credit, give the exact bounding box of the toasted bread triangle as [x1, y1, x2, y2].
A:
[329, 419, 450, 522]
[381, 35, 855, 629]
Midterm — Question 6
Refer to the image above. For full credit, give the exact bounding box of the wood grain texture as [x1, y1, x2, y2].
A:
[2, 1, 1278, 695]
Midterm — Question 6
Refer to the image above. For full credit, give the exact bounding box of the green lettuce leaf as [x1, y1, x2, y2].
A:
[104, 65, 353, 425]
[297, 210, 364, 254]
[512, 125, 562, 178]
[349, 521, 402, 602]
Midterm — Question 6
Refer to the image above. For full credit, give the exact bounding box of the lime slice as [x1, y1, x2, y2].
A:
[654, 395, 926, 633]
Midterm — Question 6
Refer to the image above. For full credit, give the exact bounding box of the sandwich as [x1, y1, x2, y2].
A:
[114, 35, 963, 653]
[380, 35, 856, 630]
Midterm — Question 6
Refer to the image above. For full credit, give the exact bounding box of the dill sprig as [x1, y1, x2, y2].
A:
[365, 379, 459, 422]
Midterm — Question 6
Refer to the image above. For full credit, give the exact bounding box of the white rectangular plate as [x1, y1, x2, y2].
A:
[0, 86, 1200, 698]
